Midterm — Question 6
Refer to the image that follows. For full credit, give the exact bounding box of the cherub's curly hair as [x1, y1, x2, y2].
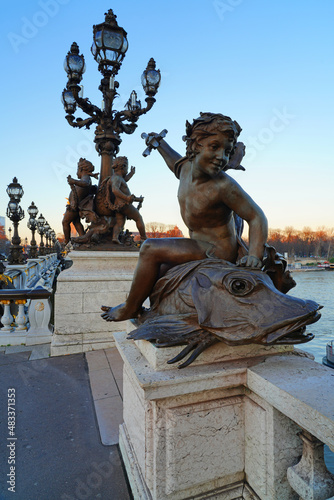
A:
[78, 158, 95, 173]
[183, 112, 242, 160]
[112, 156, 128, 171]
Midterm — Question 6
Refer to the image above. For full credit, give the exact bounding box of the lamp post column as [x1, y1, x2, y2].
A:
[8, 215, 24, 265]
[27, 201, 39, 259]
[6, 177, 25, 265]
[37, 214, 46, 257]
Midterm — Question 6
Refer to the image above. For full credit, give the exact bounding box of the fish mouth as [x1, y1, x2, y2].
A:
[263, 305, 322, 345]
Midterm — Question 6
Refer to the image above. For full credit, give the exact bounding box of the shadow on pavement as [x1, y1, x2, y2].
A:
[0, 352, 132, 500]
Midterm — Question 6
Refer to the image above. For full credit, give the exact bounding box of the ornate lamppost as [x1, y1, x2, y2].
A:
[37, 214, 46, 256]
[27, 201, 39, 258]
[44, 221, 50, 254]
[49, 229, 53, 253]
[46, 225, 54, 254]
[6, 177, 25, 265]
[61, 9, 161, 185]
[50, 230, 56, 253]
[45, 230, 49, 254]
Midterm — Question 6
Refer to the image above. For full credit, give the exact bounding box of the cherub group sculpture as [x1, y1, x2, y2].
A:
[62, 156, 146, 248]
[101, 112, 322, 367]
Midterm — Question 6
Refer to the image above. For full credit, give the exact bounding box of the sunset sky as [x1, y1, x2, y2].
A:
[1, 0, 333, 240]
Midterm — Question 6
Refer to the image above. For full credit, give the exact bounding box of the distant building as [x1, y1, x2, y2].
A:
[0, 216, 5, 231]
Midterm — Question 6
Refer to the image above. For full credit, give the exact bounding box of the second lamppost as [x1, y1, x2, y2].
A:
[27, 201, 39, 259]
[37, 214, 46, 256]
[44, 221, 50, 254]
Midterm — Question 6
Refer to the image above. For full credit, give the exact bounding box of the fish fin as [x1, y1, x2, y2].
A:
[177, 337, 220, 368]
[127, 314, 201, 345]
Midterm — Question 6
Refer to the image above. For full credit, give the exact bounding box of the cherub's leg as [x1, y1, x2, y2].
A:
[62, 210, 76, 244]
[101, 237, 209, 321]
[123, 205, 147, 240]
[112, 213, 126, 244]
[73, 217, 85, 237]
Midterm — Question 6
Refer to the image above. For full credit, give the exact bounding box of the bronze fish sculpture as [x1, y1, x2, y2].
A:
[129, 259, 322, 368]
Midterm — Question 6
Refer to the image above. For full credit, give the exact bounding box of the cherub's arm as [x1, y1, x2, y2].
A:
[221, 175, 268, 267]
[67, 174, 91, 187]
[156, 139, 182, 173]
[124, 166, 135, 182]
[144, 133, 182, 173]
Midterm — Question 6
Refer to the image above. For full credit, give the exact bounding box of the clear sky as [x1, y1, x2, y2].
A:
[1, 0, 333, 241]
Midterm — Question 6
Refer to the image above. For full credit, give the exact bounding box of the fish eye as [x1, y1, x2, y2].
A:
[232, 280, 246, 292]
[225, 277, 255, 296]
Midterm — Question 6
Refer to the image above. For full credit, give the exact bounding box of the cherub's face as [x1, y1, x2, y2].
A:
[193, 132, 234, 177]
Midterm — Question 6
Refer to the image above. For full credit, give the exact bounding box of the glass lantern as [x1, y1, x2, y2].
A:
[64, 42, 86, 84]
[141, 58, 161, 97]
[61, 89, 77, 114]
[91, 10, 128, 76]
[27, 202, 38, 219]
[37, 214, 46, 232]
[6, 177, 24, 202]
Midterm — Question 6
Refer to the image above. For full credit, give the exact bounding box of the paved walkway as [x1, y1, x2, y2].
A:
[0, 344, 132, 500]
[86, 349, 124, 446]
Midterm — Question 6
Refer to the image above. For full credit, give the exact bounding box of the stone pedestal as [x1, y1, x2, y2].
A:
[51, 251, 138, 356]
[115, 332, 305, 500]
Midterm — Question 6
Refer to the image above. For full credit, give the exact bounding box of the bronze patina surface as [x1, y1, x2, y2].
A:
[101, 112, 321, 364]
[128, 259, 320, 367]
[61, 10, 160, 250]
[62, 157, 144, 250]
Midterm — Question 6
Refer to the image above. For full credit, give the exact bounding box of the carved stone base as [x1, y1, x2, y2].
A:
[0, 331, 27, 346]
[115, 332, 304, 500]
[119, 423, 260, 500]
[51, 251, 138, 355]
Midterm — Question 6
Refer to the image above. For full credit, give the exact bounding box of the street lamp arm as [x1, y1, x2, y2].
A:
[116, 121, 138, 135]
[116, 96, 156, 122]
[75, 95, 102, 118]
[138, 96, 156, 116]
[68, 83, 102, 118]
[65, 115, 98, 129]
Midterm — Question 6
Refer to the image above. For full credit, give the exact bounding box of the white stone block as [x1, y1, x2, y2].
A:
[52, 251, 138, 354]
[55, 293, 83, 314]
[247, 356, 334, 450]
[0, 331, 27, 346]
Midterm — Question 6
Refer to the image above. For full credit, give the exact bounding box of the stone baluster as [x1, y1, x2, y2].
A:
[26, 297, 53, 345]
[287, 430, 334, 500]
[0, 300, 14, 331]
[14, 299, 27, 330]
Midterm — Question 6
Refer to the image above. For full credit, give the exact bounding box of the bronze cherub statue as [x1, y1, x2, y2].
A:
[101, 112, 321, 366]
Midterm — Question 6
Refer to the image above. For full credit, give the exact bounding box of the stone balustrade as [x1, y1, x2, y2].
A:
[0, 254, 61, 346]
[247, 354, 334, 500]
